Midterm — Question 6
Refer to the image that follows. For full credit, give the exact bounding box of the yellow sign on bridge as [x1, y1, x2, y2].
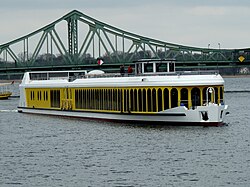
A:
[238, 56, 245, 62]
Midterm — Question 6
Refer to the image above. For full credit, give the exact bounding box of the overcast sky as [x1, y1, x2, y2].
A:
[1, 0, 250, 49]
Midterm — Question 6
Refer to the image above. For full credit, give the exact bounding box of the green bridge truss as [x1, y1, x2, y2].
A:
[0, 10, 250, 73]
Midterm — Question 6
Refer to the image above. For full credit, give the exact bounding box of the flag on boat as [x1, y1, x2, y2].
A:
[97, 58, 104, 65]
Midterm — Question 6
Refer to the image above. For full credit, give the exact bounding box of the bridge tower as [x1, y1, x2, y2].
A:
[67, 15, 79, 63]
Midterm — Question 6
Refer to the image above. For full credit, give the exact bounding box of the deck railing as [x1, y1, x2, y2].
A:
[29, 70, 220, 81]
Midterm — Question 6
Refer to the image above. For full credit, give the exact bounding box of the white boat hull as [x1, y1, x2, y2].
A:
[18, 104, 228, 126]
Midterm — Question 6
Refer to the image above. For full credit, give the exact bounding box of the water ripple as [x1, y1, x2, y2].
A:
[1, 78, 250, 186]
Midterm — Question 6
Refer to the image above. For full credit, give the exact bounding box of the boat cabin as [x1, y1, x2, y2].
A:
[134, 59, 175, 75]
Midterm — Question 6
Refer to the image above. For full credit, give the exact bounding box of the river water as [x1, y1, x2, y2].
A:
[0, 77, 250, 187]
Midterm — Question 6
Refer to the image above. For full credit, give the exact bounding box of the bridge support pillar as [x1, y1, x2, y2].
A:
[67, 16, 79, 64]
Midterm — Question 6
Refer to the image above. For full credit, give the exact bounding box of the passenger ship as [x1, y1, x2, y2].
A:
[18, 59, 228, 126]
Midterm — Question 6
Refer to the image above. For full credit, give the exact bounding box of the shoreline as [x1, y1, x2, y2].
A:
[0, 80, 21, 83]
[222, 74, 250, 78]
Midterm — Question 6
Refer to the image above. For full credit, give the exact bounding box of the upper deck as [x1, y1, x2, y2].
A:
[26, 59, 219, 80]
[20, 59, 224, 88]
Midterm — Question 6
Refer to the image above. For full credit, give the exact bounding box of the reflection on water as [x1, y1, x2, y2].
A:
[0, 78, 250, 186]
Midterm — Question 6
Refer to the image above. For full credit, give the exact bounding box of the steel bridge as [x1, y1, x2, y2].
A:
[0, 10, 250, 78]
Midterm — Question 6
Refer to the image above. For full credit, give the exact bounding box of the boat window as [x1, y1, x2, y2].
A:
[144, 63, 153, 73]
[181, 88, 189, 108]
[30, 73, 47, 80]
[39, 91, 42, 100]
[202, 87, 207, 104]
[158, 89, 163, 112]
[104, 89, 107, 110]
[76, 89, 82, 109]
[79, 89, 82, 108]
[102, 89, 108, 110]
[91, 89, 94, 109]
[207, 87, 215, 103]
[50, 72, 68, 80]
[171, 88, 178, 108]
[89, 89, 95, 109]
[101, 89, 104, 110]
[133, 89, 138, 112]
[86, 89, 89, 109]
[152, 88, 157, 112]
[147, 89, 152, 112]
[214, 87, 218, 104]
[91, 89, 95, 109]
[156, 63, 168, 73]
[93, 89, 95, 109]
[113, 89, 117, 111]
[111, 89, 114, 110]
[163, 88, 169, 110]
[191, 88, 201, 108]
[110, 89, 113, 111]
[84, 89, 88, 109]
[105, 89, 108, 110]
[203, 87, 215, 104]
[142, 89, 147, 112]
[138, 89, 142, 112]
[92, 89, 95, 110]
[130, 90, 134, 112]
[94, 89, 98, 110]
[50, 90, 60, 108]
[44, 91, 46, 101]
[100, 89, 105, 110]
[118, 89, 122, 112]
[220, 87, 224, 103]
[30, 91, 34, 100]
[82, 90, 85, 109]
[81, 89, 87, 109]
[88, 89, 91, 109]
[107, 89, 111, 110]
[75, 90, 79, 108]
[122, 90, 126, 112]
[124, 89, 129, 112]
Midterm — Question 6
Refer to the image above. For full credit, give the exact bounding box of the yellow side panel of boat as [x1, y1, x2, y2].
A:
[24, 86, 224, 112]
[25, 88, 52, 108]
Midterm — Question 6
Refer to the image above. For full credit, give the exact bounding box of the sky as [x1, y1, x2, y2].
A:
[1, 0, 250, 49]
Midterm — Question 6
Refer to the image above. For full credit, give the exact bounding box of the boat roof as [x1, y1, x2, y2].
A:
[20, 71, 224, 88]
